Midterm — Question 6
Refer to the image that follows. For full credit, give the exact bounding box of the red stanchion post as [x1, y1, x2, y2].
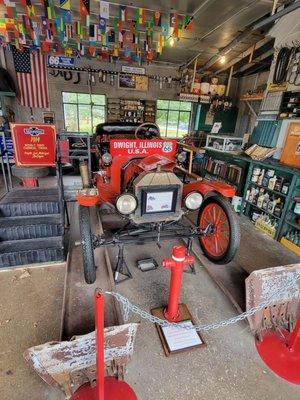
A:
[162, 246, 194, 322]
[256, 317, 300, 385]
[71, 290, 138, 400]
[95, 291, 105, 400]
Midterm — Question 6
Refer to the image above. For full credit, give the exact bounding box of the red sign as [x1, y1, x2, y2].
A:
[10, 123, 57, 166]
[110, 139, 177, 157]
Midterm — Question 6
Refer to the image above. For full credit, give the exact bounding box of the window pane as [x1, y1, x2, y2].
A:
[169, 100, 180, 110]
[91, 94, 106, 105]
[92, 106, 105, 131]
[157, 99, 169, 109]
[178, 111, 190, 137]
[64, 104, 78, 131]
[79, 105, 92, 133]
[156, 109, 168, 136]
[180, 101, 192, 111]
[77, 93, 91, 104]
[63, 92, 77, 103]
[167, 110, 179, 137]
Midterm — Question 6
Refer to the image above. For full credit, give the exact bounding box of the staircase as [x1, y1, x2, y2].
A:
[0, 188, 65, 268]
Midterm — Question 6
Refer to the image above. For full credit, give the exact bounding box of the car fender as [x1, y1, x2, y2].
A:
[182, 179, 236, 199]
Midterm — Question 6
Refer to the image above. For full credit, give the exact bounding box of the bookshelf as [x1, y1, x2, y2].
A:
[193, 149, 249, 196]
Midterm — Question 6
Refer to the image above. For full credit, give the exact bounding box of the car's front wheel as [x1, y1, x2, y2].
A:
[198, 196, 240, 264]
[79, 205, 96, 284]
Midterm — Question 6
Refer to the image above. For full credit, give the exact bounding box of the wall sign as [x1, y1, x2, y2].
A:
[119, 74, 149, 91]
[10, 123, 57, 166]
[47, 55, 75, 68]
[110, 139, 177, 157]
[179, 93, 199, 102]
[43, 111, 55, 124]
[121, 66, 146, 75]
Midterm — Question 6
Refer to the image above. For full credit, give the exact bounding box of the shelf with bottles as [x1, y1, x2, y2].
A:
[280, 230, 300, 256]
[245, 200, 281, 220]
[241, 159, 300, 242]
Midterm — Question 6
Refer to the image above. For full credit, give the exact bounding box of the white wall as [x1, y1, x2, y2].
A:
[2, 49, 180, 131]
[234, 71, 269, 136]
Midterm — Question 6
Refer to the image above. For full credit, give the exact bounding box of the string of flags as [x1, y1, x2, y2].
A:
[0, 1, 194, 62]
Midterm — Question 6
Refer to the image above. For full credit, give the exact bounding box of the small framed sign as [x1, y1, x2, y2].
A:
[121, 65, 146, 75]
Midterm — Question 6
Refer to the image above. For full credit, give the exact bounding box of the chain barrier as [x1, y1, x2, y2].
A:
[106, 273, 300, 332]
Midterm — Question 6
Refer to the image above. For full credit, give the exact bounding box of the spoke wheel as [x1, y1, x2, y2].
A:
[198, 197, 240, 264]
[79, 205, 96, 284]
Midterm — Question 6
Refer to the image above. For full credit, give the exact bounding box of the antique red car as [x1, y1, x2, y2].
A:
[77, 122, 240, 284]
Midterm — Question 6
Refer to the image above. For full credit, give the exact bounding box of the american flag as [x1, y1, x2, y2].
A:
[12, 46, 49, 109]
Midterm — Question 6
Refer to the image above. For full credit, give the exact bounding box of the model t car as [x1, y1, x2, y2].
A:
[77, 122, 240, 284]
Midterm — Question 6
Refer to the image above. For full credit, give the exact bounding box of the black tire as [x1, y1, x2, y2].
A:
[79, 205, 96, 284]
[198, 196, 240, 264]
[11, 165, 49, 179]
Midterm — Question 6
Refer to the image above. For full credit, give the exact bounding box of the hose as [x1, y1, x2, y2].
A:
[273, 47, 291, 84]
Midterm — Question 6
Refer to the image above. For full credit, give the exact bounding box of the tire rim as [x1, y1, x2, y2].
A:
[199, 203, 230, 258]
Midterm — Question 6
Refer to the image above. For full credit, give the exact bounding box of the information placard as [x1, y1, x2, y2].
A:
[10, 123, 57, 166]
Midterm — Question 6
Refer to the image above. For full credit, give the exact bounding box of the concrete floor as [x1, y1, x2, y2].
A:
[107, 219, 300, 400]
[1, 173, 300, 399]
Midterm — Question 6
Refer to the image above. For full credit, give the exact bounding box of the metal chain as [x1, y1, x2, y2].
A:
[106, 273, 300, 332]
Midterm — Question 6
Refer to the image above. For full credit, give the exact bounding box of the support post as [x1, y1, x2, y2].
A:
[95, 291, 105, 400]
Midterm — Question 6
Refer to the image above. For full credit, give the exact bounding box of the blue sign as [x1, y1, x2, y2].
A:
[0, 134, 14, 163]
[47, 55, 75, 68]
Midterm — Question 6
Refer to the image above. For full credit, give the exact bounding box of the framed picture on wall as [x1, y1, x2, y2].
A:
[43, 111, 55, 124]
[119, 74, 149, 91]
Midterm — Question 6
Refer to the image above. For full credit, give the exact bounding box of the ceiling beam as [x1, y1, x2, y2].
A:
[215, 37, 272, 74]
[233, 48, 274, 75]
[197, 0, 300, 72]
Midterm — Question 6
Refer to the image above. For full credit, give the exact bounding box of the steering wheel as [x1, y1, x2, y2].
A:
[134, 123, 161, 139]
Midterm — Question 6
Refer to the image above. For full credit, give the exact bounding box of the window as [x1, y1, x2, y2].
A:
[156, 100, 192, 138]
[62, 92, 106, 134]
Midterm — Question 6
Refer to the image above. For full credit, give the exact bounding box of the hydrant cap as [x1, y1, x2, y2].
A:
[172, 246, 186, 259]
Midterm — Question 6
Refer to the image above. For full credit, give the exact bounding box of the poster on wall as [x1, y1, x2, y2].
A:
[10, 123, 57, 166]
[119, 74, 149, 91]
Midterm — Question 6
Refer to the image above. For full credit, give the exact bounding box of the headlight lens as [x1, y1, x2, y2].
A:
[177, 151, 187, 163]
[102, 152, 112, 166]
[185, 192, 203, 210]
[116, 194, 137, 215]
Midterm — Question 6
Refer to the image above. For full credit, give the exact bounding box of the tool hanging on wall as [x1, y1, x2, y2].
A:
[287, 46, 300, 86]
[273, 47, 292, 84]
[63, 71, 73, 81]
[73, 72, 81, 84]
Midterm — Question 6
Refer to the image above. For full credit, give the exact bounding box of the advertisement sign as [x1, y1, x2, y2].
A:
[110, 139, 177, 157]
[0, 133, 14, 163]
[47, 55, 75, 68]
[10, 123, 57, 166]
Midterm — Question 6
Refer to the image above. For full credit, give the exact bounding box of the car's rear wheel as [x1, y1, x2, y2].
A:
[198, 196, 240, 264]
[79, 205, 96, 284]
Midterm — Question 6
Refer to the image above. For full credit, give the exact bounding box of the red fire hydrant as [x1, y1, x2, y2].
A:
[162, 246, 194, 322]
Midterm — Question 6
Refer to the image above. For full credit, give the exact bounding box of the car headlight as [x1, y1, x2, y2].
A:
[177, 151, 187, 163]
[116, 194, 137, 215]
[102, 152, 112, 166]
[184, 192, 203, 210]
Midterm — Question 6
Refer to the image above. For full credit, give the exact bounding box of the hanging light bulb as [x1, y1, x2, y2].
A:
[170, 36, 175, 47]
[220, 56, 226, 64]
